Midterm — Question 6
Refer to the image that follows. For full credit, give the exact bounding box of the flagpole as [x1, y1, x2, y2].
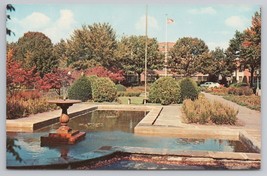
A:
[144, 5, 148, 104]
[164, 14, 168, 77]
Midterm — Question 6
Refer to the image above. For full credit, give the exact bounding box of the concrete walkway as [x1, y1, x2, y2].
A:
[202, 92, 261, 142]
[6, 93, 261, 149]
[135, 93, 261, 150]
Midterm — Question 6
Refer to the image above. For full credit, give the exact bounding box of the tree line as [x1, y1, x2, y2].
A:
[7, 10, 261, 87]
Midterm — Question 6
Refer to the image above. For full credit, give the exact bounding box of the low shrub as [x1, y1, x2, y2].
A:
[13, 90, 41, 100]
[91, 77, 117, 102]
[224, 95, 260, 111]
[149, 77, 181, 105]
[208, 87, 228, 96]
[182, 97, 211, 124]
[115, 84, 127, 91]
[210, 101, 238, 125]
[182, 95, 238, 125]
[230, 82, 248, 87]
[228, 86, 253, 96]
[117, 91, 141, 97]
[68, 76, 92, 102]
[6, 98, 25, 119]
[179, 78, 199, 101]
[6, 96, 57, 119]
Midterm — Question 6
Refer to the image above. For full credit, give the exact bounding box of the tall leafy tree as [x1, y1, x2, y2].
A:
[210, 47, 235, 85]
[116, 35, 163, 84]
[241, 11, 261, 87]
[169, 37, 210, 77]
[225, 30, 244, 83]
[53, 39, 68, 68]
[13, 32, 58, 77]
[6, 49, 40, 95]
[66, 23, 117, 69]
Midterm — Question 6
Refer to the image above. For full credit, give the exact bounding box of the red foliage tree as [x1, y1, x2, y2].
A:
[40, 68, 74, 95]
[85, 66, 124, 83]
[6, 49, 40, 95]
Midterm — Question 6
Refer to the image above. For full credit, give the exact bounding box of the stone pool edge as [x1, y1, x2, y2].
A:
[6, 146, 261, 169]
[6, 104, 158, 132]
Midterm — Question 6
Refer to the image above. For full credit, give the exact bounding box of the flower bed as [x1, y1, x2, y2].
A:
[7, 96, 57, 119]
[223, 95, 261, 111]
[182, 95, 238, 125]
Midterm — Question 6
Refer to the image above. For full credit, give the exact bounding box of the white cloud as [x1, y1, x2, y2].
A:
[14, 9, 76, 44]
[188, 7, 217, 15]
[20, 12, 51, 30]
[135, 15, 159, 31]
[225, 16, 249, 30]
[44, 9, 76, 43]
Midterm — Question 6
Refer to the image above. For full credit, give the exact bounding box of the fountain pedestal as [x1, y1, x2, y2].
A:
[41, 100, 86, 146]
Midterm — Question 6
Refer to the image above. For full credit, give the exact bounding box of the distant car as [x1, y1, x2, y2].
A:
[200, 82, 220, 88]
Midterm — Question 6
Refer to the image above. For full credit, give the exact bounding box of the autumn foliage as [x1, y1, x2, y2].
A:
[6, 49, 40, 94]
[6, 49, 57, 119]
[85, 66, 124, 83]
[39, 68, 74, 95]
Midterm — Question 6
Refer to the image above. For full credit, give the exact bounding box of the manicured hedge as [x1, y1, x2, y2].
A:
[149, 77, 181, 105]
[91, 77, 117, 102]
[68, 76, 92, 102]
[179, 78, 199, 101]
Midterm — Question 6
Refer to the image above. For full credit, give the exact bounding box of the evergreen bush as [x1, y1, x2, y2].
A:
[68, 76, 92, 102]
[179, 78, 199, 101]
[91, 77, 117, 102]
[149, 77, 181, 105]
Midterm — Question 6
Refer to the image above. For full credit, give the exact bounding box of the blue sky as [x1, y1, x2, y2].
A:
[6, 4, 260, 50]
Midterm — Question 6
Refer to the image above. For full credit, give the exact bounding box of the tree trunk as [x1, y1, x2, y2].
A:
[250, 67, 254, 88]
[137, 73, 141, 86]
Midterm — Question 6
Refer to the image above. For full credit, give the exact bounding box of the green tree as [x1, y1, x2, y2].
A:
[240, 11, 261, 87]
[169, 37, 210, 77]
[210, 47, 236, 84]
[13, 32, 58, 77]
[66, 23, 117, 69]
[225, 30, 244, 83]
[116, 35, 163, 84]
[53, 39, 68, 68]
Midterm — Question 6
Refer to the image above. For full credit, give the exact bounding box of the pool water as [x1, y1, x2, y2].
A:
[7, 110, 257, 167]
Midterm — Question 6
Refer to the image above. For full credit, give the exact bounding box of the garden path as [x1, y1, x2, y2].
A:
[202, 92, 261, 142]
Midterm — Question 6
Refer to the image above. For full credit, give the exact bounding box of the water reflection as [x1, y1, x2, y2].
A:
[37, 110, 147, 133]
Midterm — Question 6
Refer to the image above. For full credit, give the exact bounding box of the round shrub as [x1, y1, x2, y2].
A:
[68, 76, 92, 102]
[179, 78, 199, 101]
[91, 77, 117, 102]
[115, 84, 126, 91]
[149, 77, 181, 105]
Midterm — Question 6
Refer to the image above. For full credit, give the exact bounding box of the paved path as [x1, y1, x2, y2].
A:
[153, 105, 183, 127]
[140, 93, 260, 151]
[202, 92, 261, 141]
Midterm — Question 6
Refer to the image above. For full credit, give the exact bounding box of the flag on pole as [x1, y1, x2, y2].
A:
[167, 18, 174, 24]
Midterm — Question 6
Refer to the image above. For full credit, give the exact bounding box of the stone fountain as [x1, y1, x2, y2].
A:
[40, 99, 86, 146]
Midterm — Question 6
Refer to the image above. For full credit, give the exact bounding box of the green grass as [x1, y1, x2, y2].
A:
[117, 97, 144, 105]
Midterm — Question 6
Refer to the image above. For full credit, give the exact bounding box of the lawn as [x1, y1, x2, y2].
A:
[117, 96, 144, 105]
